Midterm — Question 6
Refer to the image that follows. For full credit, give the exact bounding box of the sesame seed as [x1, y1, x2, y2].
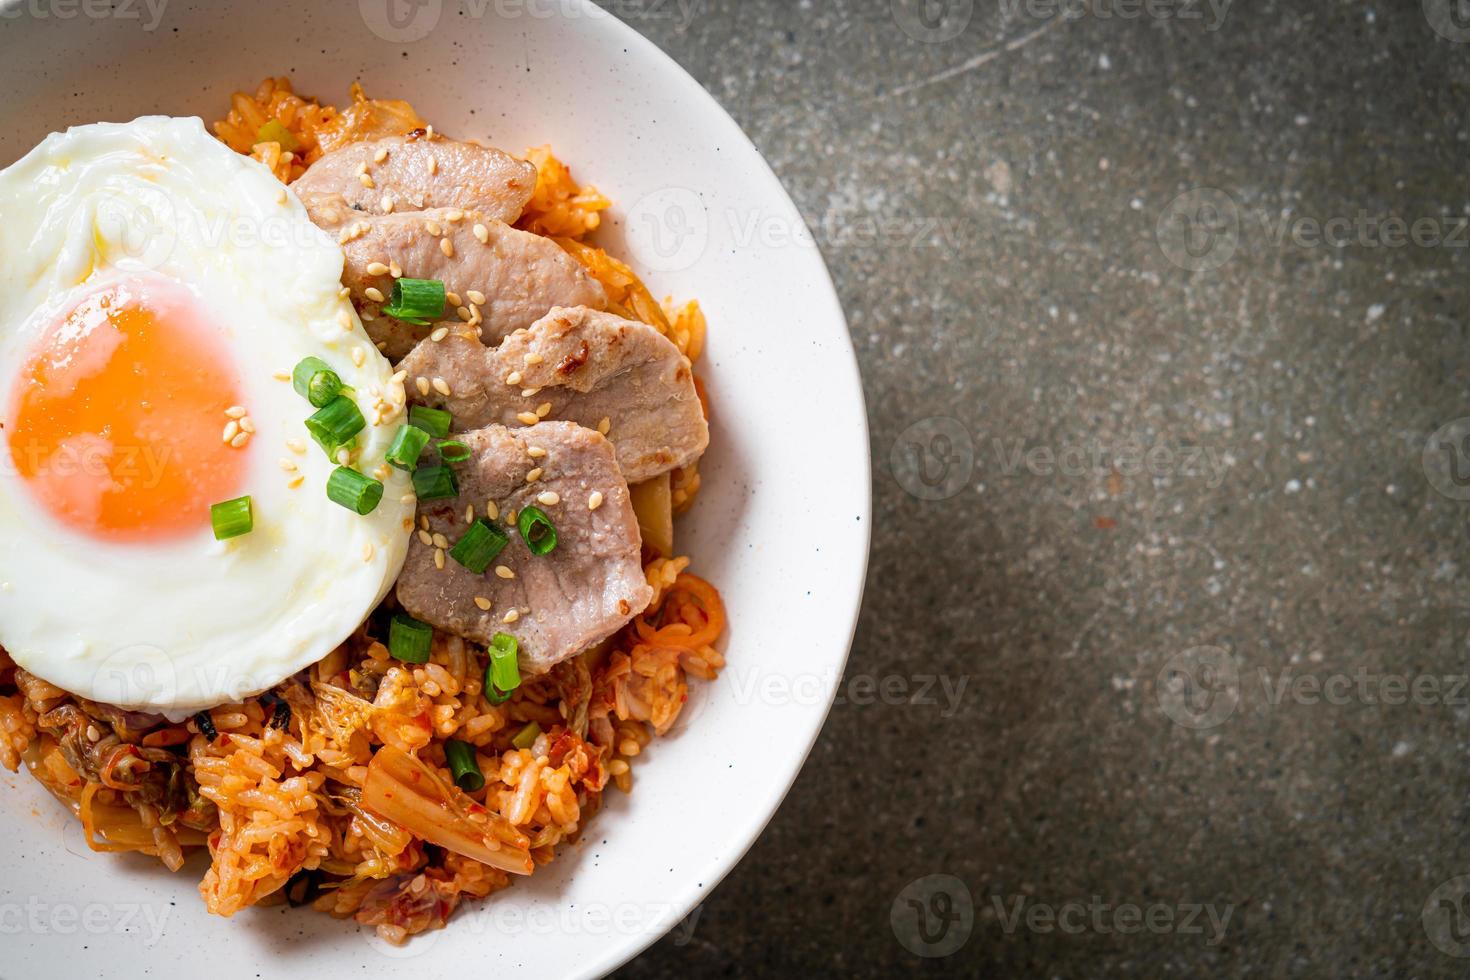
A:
[535, 402, 552, 419]
[597, 417, 611, 436]
[389, 261, 403, 278]
[505, 509, 517, 525]
[356, 162, 369, 175]
[374, 147, 389, 163]
[288, 474, 304, 489]
[374, 464, 390, 480]
[381, 194, 394, 212]
[225, 405, 247, 419]
[505, 371, 523, 386]
[352, 347, 367, 367]
[430, 326, 450, 342]
[445, 291, 462, 307]
[336, 448, 352, 466]
[338, 310, 353, 330]
[401, 494, 416, 505]
[363, 541, 375, 562]
[239, 417, 255, 434]
[456, 306, 472, 322]
[495, 566, 515, 580]
[588, 491, 604, 511]
[474, 597, 492, 611]
[391, 370, 408, 384]
[359, 173, 375, 189]
[365, 286, 386, 303]
[366, 262, 390, 276]
[287, 439, 307, 455]
[416, 376, 431, 396]
[467, 290, 487, 305]
[485, 501, 500, 521]
[231, 432, 251, 449]
[222, 420, 240, 443]
[425, 219, 442, 236]
[524, 352, 544, 366]
[440, 238, 455, 258]
[339, 287, 352, 300]
[473, 223, 490, 243]
[445, 209, 465, 222]
[516, 412, 540, 426]
[275, 188, 287, 205]
[428, 156, 438, 176]
[527, 446, 547, 459]
[525, 467, 544, 483]
[427, 534, 446, 552]
[434, 548, 446, 569]
[465, 504, 475, 523]
[433, 378, 452, 396]
[279, 458, 298, 472]
[273, 370, 292, 381]
[537, 491, 560, 507]
[502, 609, 520, 624]
[519, 388, 539, 399]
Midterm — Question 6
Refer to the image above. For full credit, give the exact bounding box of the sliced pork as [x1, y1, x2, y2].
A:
[398, 306, 709, 483]
[302, 195, 608, 359]
[395, 422, 652, 673]
[291, 134, 538, 225]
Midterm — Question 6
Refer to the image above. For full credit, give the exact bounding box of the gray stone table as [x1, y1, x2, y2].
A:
[605, 1, 1470, 977]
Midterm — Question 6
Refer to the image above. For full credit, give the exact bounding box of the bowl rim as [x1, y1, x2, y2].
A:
[568, 6, 871, 974]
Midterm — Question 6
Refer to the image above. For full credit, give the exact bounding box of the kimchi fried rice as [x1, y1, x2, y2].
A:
[0, 77, 725, 945]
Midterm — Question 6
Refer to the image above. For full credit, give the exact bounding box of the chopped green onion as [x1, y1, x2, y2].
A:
[388, 614, 432, 664]
[382, 278, 447, 326]
[386, 425, 431, 471]
[484, 633, 522, 705]
[210, 496, 254, 540]
[412, 464, 460, 501]
[449, 519, 509, 574]
[306, 396, 366, 456]
[194, 711, 219, 742]
[291, 356, 343, 408]
[518, 506, 558, 556]
[410, 406, 452, 439]
[438, 439, 472, 464]
[326, 467, 384, 516]
[255, 119, 301, 153]
[511, 721, 542, 750]
[444, 739, 486, 793]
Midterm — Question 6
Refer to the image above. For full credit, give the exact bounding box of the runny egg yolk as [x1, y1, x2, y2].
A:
[8, 278, 248, 542]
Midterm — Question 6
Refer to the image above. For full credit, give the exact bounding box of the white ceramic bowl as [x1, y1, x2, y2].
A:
[0, 2, 869, 977]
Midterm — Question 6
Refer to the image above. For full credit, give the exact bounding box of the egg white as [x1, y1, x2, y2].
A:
[0, 117, 415, 717]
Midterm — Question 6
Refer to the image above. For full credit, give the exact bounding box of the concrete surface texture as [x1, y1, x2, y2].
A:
[605, 1, 1470, 977]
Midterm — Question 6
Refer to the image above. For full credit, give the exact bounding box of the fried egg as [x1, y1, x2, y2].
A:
[0, 117, 415, 717]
